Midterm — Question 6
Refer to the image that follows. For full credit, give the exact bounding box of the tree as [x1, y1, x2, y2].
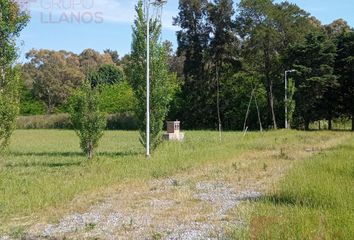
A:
[24, 50, 85, 113]
[88, 64, 124, 87]
[286, 77, 296, 128]
[288, 33, 337, 130]
[335, 31, 354, 130]
[79, 49, 114, 74]
[236, 0, 314, 129]
[0, 67, 21, 149]
[0, 0, 29, 149]
[127, 0, 178, 151]
[69, 82, 106, 160]
[104, 49, 120, 65]
[174, 0, 213, 129]
[208, 0, 240, 135]
[99, 82, 136, 114]
[325, 19, 351, 38]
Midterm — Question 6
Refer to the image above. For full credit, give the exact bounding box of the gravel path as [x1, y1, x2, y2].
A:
[17, 177, 262, 240]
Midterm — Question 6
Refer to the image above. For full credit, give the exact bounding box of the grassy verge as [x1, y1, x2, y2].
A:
[0, 130, 350, 233]
[231, 134, 354, 239]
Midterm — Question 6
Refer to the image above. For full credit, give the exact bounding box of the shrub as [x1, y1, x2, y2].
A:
[0, 67, 21, 150]
[99, 82, 136, 114]
[106, 112, 138, 130]
[69, 83, 106, 160]
[16, 114, 73, 129]
[16, 113, 138, 130]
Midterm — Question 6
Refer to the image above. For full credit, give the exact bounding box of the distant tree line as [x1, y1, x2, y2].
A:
[21, 48, 135, 115]
[172, 0, 354, 131]
[18, 0, 354, 131]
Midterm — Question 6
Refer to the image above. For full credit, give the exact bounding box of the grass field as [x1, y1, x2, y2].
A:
[0, 130, 352, 237]
[231, 135, 354, 239]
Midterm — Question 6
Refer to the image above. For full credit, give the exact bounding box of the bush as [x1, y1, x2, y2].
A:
[19, 86, 46, 115]
[16, 113, 138, 130]
[99, 82, 136, 114]
[20, 99, 46, 115]
[106, 112, 138, 130]
[16, 114, 73, 129]
[0, 67, 21, 150]
[69, 83, 106, 160]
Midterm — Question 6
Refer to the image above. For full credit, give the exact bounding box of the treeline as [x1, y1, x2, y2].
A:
[19, 0, 354, 131]
[21, 49, 135, 115]
[172, 0, 354, 131]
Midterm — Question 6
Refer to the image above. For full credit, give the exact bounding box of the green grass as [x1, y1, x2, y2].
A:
[0, 130, 351, 233]
[232, 135, 354, 239]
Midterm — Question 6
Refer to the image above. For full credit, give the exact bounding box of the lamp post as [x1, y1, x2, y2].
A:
[146, 0, 167, 157]
[285, 70, 296, 129]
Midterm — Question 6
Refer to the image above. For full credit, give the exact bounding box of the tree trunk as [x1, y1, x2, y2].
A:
[254, 92, 263, 132]
[216, 64, 222, 141]
[328, 117, 332, 131]
[304, 119, 310, 131]
[87, 142, 94, 160]
[263, 40, 277, 130]
[269, 82, 277, 129]
[265, 75, 277, 129]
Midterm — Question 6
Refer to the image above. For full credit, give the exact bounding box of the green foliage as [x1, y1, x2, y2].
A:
[222, 72, 268, 130]
[0, 0, 29, 150]
[69, 82, 106, 160]
[106, 113, 137, 130]
[286, 78, 296, 128]
[88, 64, 124, 87]
[335, 31, 354, 130]
[0, 0, 29, 66]
[174, 0, 213, 129]
[24, 49, 85, 113]
[19, 84, 46, 115]
[0, 67, 21, 150]
[236, 0, 316, 129]
[208, 0, 241, 132]
[99, 82, 136, 114]
[288, 33, 337, 130]
[127, 0, 178, 150]
[16, 113, 137, 130]
[79, 48, 115, 74]
[16, 114, 73, 129]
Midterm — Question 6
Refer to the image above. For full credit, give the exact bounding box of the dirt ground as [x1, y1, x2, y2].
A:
[1, 133, 349, 240]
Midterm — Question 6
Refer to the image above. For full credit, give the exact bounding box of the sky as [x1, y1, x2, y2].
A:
[17, 0, 354, 62]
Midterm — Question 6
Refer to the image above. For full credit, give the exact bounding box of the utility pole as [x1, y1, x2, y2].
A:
[145, 0, 167, 157]
[146, 2, 150, 157]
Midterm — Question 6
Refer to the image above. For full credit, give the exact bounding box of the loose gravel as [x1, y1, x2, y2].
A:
[15, 178, 262, 240]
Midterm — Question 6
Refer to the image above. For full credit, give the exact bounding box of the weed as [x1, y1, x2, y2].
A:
[85, 223, 96, 231]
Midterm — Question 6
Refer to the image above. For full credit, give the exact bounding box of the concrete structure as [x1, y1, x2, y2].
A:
[164, 121, 185, 141]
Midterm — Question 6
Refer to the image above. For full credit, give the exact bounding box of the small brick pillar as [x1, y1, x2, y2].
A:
[164, 121, 184, 141]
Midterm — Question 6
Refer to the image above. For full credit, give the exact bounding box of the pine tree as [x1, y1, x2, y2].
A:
[288, 33, 337, 130]
[174, 0, 212, 129]
[208, 0, 240, 134]
[335, 31, 354, 131]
